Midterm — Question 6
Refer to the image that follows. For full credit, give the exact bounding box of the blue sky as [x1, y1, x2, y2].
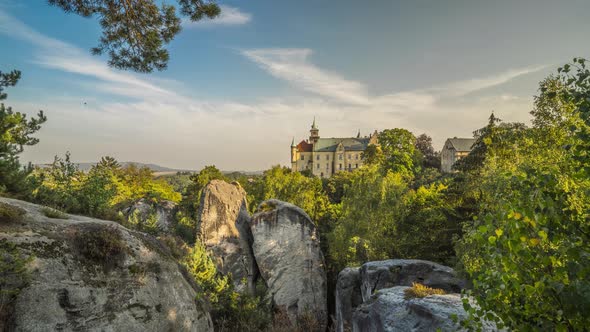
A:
[1, 0, 589, 170]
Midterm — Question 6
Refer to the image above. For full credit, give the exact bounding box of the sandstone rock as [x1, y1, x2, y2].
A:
[250, 199, 327, 330]
[335, 267, 362, 332]
[352, 286, 499, 332]
[359, 259, 465, 302]
[0, 197, 213, 332]
[122, 198, 177, 232]
[197, 180, 257, 293]
[336, 259, 466, 332]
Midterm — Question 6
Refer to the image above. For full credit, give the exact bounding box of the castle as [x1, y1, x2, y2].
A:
[290, 118, 378, 178]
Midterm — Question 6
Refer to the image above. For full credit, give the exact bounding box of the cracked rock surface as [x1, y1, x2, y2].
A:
[0, 197, 213, 332]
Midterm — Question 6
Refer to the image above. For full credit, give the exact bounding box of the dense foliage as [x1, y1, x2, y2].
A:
[29, 153, 180, 219]
[456, 60, 590, 330]
[0, 70, 46, 195]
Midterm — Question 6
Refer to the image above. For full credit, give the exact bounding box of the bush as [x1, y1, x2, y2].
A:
[404, 282, 446, 299]
[41, 207, 68, 219]
[74, 224, 127, 271]
[0, 241, 32, 329]
[0, 202, 25, 223]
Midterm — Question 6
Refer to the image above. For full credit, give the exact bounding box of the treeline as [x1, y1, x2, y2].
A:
[1, 59, 589, 330]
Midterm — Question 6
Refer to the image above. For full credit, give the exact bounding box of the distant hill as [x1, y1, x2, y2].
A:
[34, 162, 263, 175]
[36, 161, 195, 173]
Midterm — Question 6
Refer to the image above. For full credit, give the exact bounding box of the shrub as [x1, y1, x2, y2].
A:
[41, 207, 68, 219]
[74, 224, 127, 271]
[404, 282, 446, 299]
[0, 202, 25, 223]
[0, 241, 32, 329]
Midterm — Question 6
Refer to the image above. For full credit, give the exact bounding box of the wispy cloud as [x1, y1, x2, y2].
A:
[242, 47, 544, 107]
[1, 10, 546, 170]
[0, 10, 182, 102]
[186, 5, 251, 27]
[436, 65, 547, 97]
[242, 48, 370, 105]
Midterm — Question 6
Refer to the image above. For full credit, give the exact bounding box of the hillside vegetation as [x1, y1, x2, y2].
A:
[1, 59, 589, 330]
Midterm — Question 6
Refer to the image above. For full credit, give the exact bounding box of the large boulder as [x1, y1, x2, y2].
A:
[197, 180, 257, 293]
[359, 259, 465, 302]
[0, 197, 213, 332]
[250, 199, 327, 330]
[335, 267, 363, 332]
[352, 287, 498, 332]
[122, 198, 177, 232]
[336, 259, 466, 332]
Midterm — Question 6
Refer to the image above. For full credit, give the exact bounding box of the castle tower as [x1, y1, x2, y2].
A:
[309, 117, 320, 143]
[290, 137, 297, 163]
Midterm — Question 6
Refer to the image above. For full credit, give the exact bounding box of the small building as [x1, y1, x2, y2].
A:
[290, 118, 378, 178]
[441, 137, 476, 172]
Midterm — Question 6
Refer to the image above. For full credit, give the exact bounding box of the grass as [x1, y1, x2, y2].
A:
[404, 282, 446, 299]
[0, 202, 26, 223]
[41, 207, 69, 219]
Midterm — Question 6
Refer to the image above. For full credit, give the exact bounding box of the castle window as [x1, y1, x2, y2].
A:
[317, 163, 320, 169]
[326, 155, 329, 160]
[301, 155, 304, 160]
[326, 163, 329, 169]
[355, 154, 359, 160]
[317, 155, 320, 160]
[355, 164, 358, 168]
[348, 163, 351, 170]
[321, 172, 324, 177]
[339, 164, 342, 170]
[348, 154, 351, 160]
[339, 154, 342, 160]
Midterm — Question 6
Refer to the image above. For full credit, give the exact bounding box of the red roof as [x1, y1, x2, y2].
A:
[296, 140, 313, 152]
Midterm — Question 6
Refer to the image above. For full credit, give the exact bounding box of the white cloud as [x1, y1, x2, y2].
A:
[242, 48, 370, 105]
[186, 5, 251, 27]
[1, 11, 547, 170]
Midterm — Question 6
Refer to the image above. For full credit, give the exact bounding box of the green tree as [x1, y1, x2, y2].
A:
[378, 128, 420, 176]
[48, 0, 221, 72]
[415, 133, 440, 169]
[457, 63, 590, 330]
[0, 70, 46, 195]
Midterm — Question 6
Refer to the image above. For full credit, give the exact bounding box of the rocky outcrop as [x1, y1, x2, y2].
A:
[251, 199, 327, 330]
[122, 198, 177, 232]
[197, 180, 257, 293]
[352, 286, 498, 332]
[0, 197, 213, 332]
[336, 259, 466, 332]
[335, 268, 363, 332]
[359, 259, 465, 301]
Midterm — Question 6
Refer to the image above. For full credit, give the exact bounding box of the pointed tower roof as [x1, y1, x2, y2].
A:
[357, 129, 361, 138]
[291, 137, 296, 147]
[311, 116, 318, 129]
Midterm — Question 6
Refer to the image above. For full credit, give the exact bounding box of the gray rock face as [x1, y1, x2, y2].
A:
[336, 259, 466, 332]
[359, 259, 465, 302]
[335, 267, 363, 332]
[250, 199, 327, 330]
[122, 198, 177, 232]
[352, 287, 498, 332]
[0, 197, 213, 332]
[197, 180, 257, 293]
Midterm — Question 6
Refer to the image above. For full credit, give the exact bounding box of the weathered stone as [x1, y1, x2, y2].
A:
[0, 197, 213, 332]
[197, 180, 257, 293]
[335, 267, 362, 332]
[336, 259, 466, 332]
[352, 286, 499, 332]
[122, 198, 177, 232]
[250, 199, 327, 330]
[359, 259, 465, 302]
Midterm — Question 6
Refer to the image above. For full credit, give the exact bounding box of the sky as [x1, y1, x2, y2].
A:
[1, 0, 589, 171]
